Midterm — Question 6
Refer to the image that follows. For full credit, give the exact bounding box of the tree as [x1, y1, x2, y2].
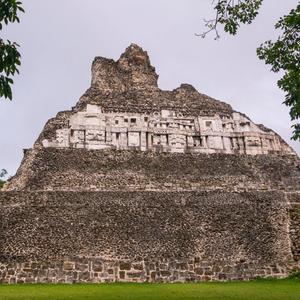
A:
[199, 1, 300, 140]
[0, 168, 7, 189]
[0, 0, 24, 100]
[257, 6, 300, 140]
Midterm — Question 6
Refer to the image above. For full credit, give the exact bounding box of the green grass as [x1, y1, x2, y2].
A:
[0, 279, 299, 300]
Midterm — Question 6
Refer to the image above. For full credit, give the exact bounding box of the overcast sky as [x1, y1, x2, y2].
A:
[0, 0, 299, 176]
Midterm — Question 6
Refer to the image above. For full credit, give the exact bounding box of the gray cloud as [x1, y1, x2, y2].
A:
[0, 0, 299, 176]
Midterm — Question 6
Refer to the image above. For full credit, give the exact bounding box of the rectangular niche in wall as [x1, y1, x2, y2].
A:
[128, 132, 140, 147]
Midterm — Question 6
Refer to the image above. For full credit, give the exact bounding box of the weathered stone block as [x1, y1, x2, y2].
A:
[119, 271, 125, 279]
[119, 262, 131, 271]
[63, 262, 75, 271]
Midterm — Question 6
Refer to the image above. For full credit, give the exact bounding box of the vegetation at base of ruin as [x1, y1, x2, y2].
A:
[0, 168, 7, 188]
[288, 270, 300, 279]
[294, 206, 300, 215]
[0, 278, 299, 300]
[0, 180, 5, 188]
[200, 1, 300, 141]
[0, 0, 24, 101]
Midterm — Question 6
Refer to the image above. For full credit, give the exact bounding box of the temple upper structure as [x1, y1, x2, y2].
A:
[38, 44, 295, 156]
[41, 104, 293, 155]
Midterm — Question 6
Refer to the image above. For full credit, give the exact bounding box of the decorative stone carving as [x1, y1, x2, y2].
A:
[41, 104, 295, 155]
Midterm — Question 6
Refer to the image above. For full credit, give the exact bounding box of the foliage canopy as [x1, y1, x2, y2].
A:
[257, 5, 300, 140]
[0, 0, 24, 100]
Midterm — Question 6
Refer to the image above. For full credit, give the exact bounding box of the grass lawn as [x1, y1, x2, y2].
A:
[0, 279, 299, 300]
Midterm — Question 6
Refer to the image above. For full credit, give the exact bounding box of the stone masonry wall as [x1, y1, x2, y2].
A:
[0, 190, 298, 283]
[4, 149, 300, 192]
[289, 192, 300, 262]
[0, 257, 293, 284]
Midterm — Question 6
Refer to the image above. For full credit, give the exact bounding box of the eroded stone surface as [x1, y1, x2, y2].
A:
[3, 149, 300, 192]
[0, 191, 298, 283]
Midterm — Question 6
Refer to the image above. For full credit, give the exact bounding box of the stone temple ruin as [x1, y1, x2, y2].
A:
[0, 44, 300, 283]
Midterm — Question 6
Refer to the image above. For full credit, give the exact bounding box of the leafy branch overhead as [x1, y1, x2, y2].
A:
[0, 0, 24, 100]
[197, 0, 263, 39]
[257, 5, 300, 140]
[200, 1, 300, 141]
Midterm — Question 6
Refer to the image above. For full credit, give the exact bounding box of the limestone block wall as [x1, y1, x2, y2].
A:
[289, 192, 300, 262]
[0, 190, 297, 283]
[4, 149, 300, 192]
[0, 257, 293, 284]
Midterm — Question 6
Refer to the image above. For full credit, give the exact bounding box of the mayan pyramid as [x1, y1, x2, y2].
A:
[0, 44, 299, 283]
